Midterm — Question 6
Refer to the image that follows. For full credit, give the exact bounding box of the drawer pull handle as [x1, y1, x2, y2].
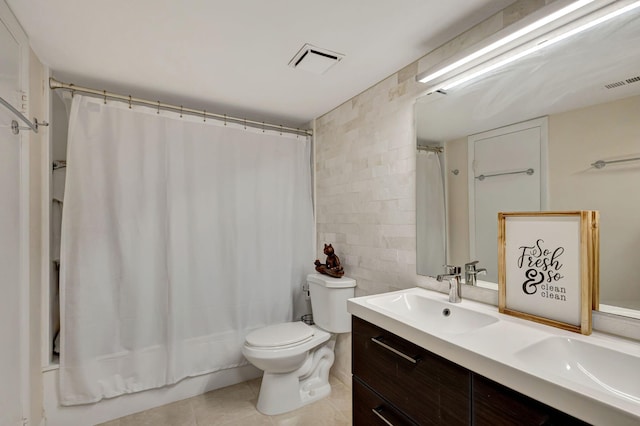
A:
[371, 336, 420, 364]
[372, 406, 395, 426]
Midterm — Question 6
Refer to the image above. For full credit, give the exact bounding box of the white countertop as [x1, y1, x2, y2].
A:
[348, 287, 640, 426]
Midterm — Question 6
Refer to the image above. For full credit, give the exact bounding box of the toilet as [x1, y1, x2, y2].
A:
[242, 273, 356, 415]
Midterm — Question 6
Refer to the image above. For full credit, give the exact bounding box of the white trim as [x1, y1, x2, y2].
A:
[467, 140, 475, 261]
[19, 46, 31, 426]
[19, 113, 30, 426]
[41, 66, 52, 368]
[599, 304, 640, 320]
[0, 1, 32, 423]
[467, 117, 549, 262]
[539, 118, 550, 210]
[312, 118, 317, 254]
[443, 144, 451, 264]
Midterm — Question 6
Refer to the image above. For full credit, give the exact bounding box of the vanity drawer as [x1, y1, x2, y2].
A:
[472, 374, 589, 426]
[353, 377, 418, 426]
[352, 316, 470, 425]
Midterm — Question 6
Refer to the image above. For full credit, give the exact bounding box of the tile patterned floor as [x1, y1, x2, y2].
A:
[96, 375, 352, 426]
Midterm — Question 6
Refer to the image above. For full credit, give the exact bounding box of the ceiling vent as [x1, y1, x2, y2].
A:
[288, 44, 344, 75]
[605, 80, 626, 89]
[604, 75, 640, 89]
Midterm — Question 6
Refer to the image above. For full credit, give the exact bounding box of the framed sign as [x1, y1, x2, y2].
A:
[498, 211, 598, 335]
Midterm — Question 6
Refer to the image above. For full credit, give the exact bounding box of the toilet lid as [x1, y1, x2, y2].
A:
[246, 322, 314, 348]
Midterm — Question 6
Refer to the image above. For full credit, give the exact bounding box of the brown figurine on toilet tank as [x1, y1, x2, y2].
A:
[314, 243, 345, 278]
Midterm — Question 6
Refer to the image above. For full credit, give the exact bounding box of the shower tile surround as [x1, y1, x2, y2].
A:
[312, 0, 633, 385]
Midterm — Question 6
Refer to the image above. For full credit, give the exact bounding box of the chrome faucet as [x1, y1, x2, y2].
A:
[464, 261, 487, 286]
[436, 265, 462, 303]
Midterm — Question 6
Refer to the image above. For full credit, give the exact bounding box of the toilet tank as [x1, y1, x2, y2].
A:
[307, 273, 356, 333]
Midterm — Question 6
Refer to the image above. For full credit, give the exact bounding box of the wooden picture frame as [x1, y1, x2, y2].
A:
[498, 211, 599, 335]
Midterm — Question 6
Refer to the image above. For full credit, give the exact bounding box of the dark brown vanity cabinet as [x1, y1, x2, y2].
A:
[352, 316, 471, 425]
[472, 374, 589, 426]
[352, 316, 589, 426]
[353, 378, 421, 425]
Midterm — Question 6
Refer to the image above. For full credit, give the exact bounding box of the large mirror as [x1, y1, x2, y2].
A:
[416, 5, 640, 319]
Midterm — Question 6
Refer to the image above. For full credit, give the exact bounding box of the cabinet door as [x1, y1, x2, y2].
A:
[472, 374, 589, 426]
[353, 316, 470, 425]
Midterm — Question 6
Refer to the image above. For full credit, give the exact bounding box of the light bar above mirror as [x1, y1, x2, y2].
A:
[416, 0, 640, 94]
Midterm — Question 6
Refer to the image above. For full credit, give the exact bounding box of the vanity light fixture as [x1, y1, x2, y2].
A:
[418, 0, 640, 93]
[417, 0, 595, 85]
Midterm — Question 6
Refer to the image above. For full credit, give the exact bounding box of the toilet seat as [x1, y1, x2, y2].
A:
[246, 321, 314, 348]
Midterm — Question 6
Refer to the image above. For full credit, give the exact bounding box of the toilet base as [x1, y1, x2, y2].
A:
[255, 339, 335, 415]
[256, 372, 331, 415]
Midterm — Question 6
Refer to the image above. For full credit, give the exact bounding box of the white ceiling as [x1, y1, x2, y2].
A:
[7, 0, 515, 127]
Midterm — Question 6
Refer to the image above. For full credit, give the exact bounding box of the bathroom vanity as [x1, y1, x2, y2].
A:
[352, 316, 586, 425]
[348, 288, 640, 426]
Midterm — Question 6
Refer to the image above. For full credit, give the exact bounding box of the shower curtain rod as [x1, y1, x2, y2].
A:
[49, 78, 312, 137]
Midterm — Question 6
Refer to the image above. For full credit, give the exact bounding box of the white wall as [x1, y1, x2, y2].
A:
[549, 95, 640, 308]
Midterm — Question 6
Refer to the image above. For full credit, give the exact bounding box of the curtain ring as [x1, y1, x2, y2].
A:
[180, 105, 183, 118]
[224, 114, 227, 126]
[103, 90, 107, 104]
[279, 124, 283, 135]
[128, 95, 132, 109]
[157, 101, 160, 114]
[203, 110, 206, 122]
[262, 121, 265, 133]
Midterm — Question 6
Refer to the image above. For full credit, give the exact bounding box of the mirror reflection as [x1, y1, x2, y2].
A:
[415, 6, 640, 318]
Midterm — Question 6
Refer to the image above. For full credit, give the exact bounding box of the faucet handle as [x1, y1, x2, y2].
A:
[465, 260, 479, 270]
[444, 264, 461, 275]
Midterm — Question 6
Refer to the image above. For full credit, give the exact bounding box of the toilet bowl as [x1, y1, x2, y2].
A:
[242, 273, 356, 415]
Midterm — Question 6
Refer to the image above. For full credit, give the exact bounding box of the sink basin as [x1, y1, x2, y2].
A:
[367, 292, 498, 334]
[515, 337, 640, 403]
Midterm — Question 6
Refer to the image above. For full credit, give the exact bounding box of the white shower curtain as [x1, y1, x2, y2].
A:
[416, 150, 446, 276]
[59, 95, 314, 405]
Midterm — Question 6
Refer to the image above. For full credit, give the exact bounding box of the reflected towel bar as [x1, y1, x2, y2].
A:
[591, 157, 640, 169]
[476, 168, 534, 181]
[417, 145, 444, 153]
